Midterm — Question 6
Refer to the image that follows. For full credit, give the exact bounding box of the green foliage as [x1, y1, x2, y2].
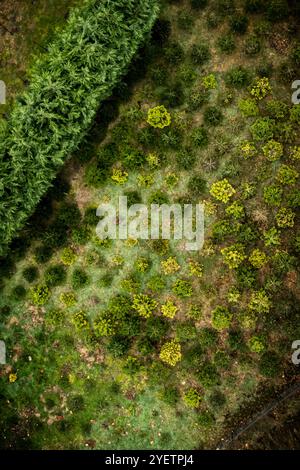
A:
[266, 100, 288, 120]
[147, 275, 166, 292]
[188, 174, 207, 196]
[197, 410, 215, 427]
[31, 284, 50, 306]
[266, 0, 288, 22]
[191, 127, 209, 148]
[146, 317, 169, 341]
[46, 308, 65, 326]
[161, 300, 178, 319]
[45, 264, 66, 287]
[263, 227, 281, 247]
[183, 388, 202, 408]
[245, 0, 264, 13]
[277, 165, 299, 186]
[244, 35, 261, 55]
[71, 268, 89, 289]
[250, 78, 272, 100]
[160, 386, 179, 406]
[210, 179, 235, 203]
[217, 34, 236, 54]
[263, 185, 283, 206]
[12, 285, 27, 301]
[132, 294, 157, 318]
[94, 314, 115, 337]
[249, 249, 268, 269]
[187, 304, 203, 321]
[225, 201, 245, 219]
[0, 0, 159, 256]
[107, 336, 130, 358]
[262, 140, 283, 161]
[159, 339, 182, 366]
[197, 363, 219, 387]
[249, 290, 271, 314]
[202, 74, 217, 90]
[250, 118, 274, 141]
[164, 42, 184, 65]
[238, 99, 259, 117]
[211, 306, 233, 330]
[276, 207, 295, 228]
[60, 292, 77, 308]
[190, 42, 211, 66]
[72, 311, 89, 330]
[221, 244, 246, 269]
[214, 350, 230, 369]
[230, 14, 249, 34]
[225, 66, 251, 88]
[190, 0, 208, 8]
[259, 351, 280, 377]
[172, 279, 193, 298]
[188, 88, 210, 111]
[204, 106, 223, 126]
[199, 328, 218, 347]
[147, 105, 171, 129]
[176, 322, 197, 341]
[60, 248, 77, 266]
[23, 266, 39, 283]
[249, 335, 265, 353]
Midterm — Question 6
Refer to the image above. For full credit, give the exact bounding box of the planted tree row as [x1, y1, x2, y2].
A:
[0, 0, 159, 256]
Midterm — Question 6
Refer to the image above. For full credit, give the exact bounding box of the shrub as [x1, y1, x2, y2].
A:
[188, 260, 203, 278]
[71, 226, 91, 245]
[217, 34, 236, 54]
[161, 257, 180, 275]
[221, 244, 246, 269]
[290, 106, 300, 125]
[149, 191, 169, 205]
[263, 227, 281, 247]
[72, 311, 89, 330]
[225, 66, 251, 88]
[176, 148, 196, 170]
[188, 88, 210, 111]
[204, 106, 223, 127]
[276, 208, 295, 228]
[277, 165, 299, 186]
[210, 179, 235, 203]
[161, 387, 179, 406]
[188, 175, 207, 196]
[250, 118, 274, 141]
[111, 168, 128, 185]
[164, 42, 184, 65]
[238, 99, 259, 117]
[212, 306, 233, 330]
[147, 105, 171, 129]
[217, 0, 236, 15]
[172, 279, 193, 298]
[23, 266, 39, 283]
[199, 327, 218, 347]
[132, 294, 157, 318]
[177, 10, 194, 30]
[198, 411, 215, 427]
[60, 292, 77, 308]
[190, 43, 211, 66]
[249, 249, 268, 269]
[187, 304, 202, 321]
[259, 351, 280, 377]
[31, 285, 50, 306]
[190, 0, 208, 8]
[249, 290, 271, 314]
[239, 141, 257, 159]
[183, 388, 202, 408]
[197, 363, 219, 387]
[12, 285, 27, 301]
[46, 309, 65, 326]
[266, 100, 288, 120]
[249, 335, 265, 353]
[262, 140, 283, 161]
[244, 35, 261, 55]
[60, 247, 77, 266]
[123, 356, 140, 375]
[146, 317, 169, 341]
[107, 336, 130, 358]
[191, 127, 209, 148]
[161, 300, 178, 319]
[122, 147, 146, 170]
[263, 185, 283, 206]
[202, 73, 217, 90]
[159, 340, 182, 366]
[94, 315, 115, 337]
[151, 19, 171, 45]
[245, 0, 264, 13]
[250, 77, 272, 100]
[214, 350, 230, 369]
[266, 0, 288, 22]
[230, 14, 248, 34]
[0, 0, 159, 257]
[45, 265, 66, 288]
[34, 245, 53, 264]
[225, 201, 245, 219]
[237, 264, 257, 288]
[72, 269, 89, 289]
[147, 275, 166, 292]
[176, 322, 197, 341]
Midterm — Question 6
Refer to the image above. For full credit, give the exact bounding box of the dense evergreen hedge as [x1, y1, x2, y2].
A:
[0, 0, 159, 256]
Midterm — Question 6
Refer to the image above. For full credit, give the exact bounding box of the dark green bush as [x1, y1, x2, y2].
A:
[227, 330, 245, 351]
[266, 0, 288, 22]
[137, 336, 156, 355]
[245, 0, 264, 13]
[204, 106, 223, 127]
[214, 350, 230, 369]
[107, 336, 131, 358]
[71, 226, 91, 245]
[259, 351, 281, 377]
[45, 265, 66, 288]
[188, 174, 207, 196]
[147, 275, 166, 292]
[146, 317, 169, 341]
[197, 410, 215, 427]
[158, 82, 185, 108]
[177, 10, 194, 30]
[122, 147, 146, 170]
[190, 43, 211, 66]
[149, 191, 169, 205]
[23, 266, 39, 283]
[208, 390, 227, 409]
[191, 127, 209, 148]
[217, 34, 236, 54]
[197, 363, 220, 387]
[190, 0, 208, 9]
[84, 207, 98, 226]
[199, 328, 218, 348]
[164, 42, 184, 65]
[230, 14, 249, 34]
[236, 264, 257, 288]
[161, 386, 179, 406]
[217, 0, 236, 15]
[124, 190, 142, 207]
[72, 269, 89, 289]
[291, 44, 300, 66]
[176, 148, 196, 170]
[12, 285, 27, 301]
[34, 245, 53, 264]
[225, 66, 251, 88]
[176, 322, 197, 341]
[188, 88, 210, 111]
[0, 0, 159, 256]
[152, 19, 171, 45]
